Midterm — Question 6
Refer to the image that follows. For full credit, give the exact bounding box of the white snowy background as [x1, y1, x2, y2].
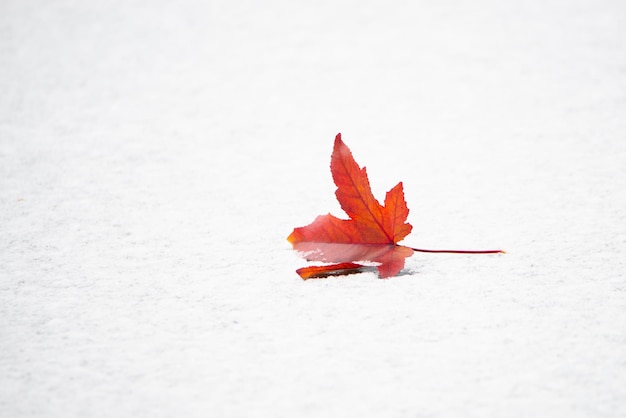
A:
[2, 0, 625, 416]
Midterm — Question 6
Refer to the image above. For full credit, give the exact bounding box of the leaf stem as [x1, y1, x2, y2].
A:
[408, 247, 505, 254]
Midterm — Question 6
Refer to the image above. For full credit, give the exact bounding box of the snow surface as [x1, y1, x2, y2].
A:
[2, 0, 626, 417]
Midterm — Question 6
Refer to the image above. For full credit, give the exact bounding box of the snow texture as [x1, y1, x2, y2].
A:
[1, 0, 626, 417]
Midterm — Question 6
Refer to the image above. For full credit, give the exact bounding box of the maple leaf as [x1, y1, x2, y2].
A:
[288, 133, 413, 278]
[288, 133, 504, 280]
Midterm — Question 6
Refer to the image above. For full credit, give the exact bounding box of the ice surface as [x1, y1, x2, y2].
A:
[1, 0, 625, 417]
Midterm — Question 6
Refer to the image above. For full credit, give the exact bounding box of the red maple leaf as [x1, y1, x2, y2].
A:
[288, 133, 503, 279]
